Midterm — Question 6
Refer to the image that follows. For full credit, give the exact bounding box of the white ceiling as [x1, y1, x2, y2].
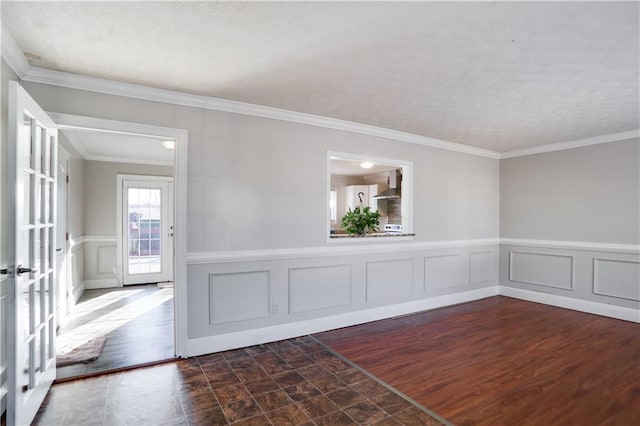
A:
[331, 159, 398, 177]
[61, 129, 174, 166]
[3, 2, 638, 152]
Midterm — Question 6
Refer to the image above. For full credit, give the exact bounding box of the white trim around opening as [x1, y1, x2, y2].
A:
[46, 112, 189, 358]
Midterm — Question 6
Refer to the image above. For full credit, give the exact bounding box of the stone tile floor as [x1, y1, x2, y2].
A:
[33, 336, 446, 425]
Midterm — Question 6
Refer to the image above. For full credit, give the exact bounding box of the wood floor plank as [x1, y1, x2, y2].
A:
[315, 296, 640, 426]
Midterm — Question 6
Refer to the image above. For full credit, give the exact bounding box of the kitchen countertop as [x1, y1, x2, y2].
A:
[330, 233, 416, 238]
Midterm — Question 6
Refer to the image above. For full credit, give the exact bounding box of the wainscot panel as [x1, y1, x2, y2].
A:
[288, 264, 352, 313]
[70, 243, 85, 303]
[82, 236, 118, 286]
[366, 258, 414, 301]
[97, 245, 117, 275]
[509, 250, 574, 290]
[593, 258, 640, 301]
[500, 242, 640, 321]
[186, 240, 499, 356]
[209, 271, 270, 324]
[470, 251, 494, 284]
[425, 253, 468, 290]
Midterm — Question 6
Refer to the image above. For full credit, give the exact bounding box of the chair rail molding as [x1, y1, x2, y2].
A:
[500, 238, 640, 254]
[187, 238, 500, 264]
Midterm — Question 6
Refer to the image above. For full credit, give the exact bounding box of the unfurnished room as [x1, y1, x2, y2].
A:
[0, 1, 638, 425]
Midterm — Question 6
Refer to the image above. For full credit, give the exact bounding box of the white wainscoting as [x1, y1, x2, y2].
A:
[509, 251, 574, 290]
[188, 286, 499, 356]
[425, 253, 468, 290]
[593, 258, 640, 301]
[289, 264, 352, 313]
[209, 271, 271, 324]
[366, 259, 413, 301]
[470, 251, 493, 284]
[186, 240, 499, 356]
[69, 241, 85, 303]
[81, 235, 118, 289]
[97, 245, 117, 275]
[500, 240, 640, 322]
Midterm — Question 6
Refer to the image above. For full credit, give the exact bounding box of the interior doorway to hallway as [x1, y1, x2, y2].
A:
[53, 122, 180, 380]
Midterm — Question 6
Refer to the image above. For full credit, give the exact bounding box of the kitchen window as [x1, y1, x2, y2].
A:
[327, 151, 413, 240]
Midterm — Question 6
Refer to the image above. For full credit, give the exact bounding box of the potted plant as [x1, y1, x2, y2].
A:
[341, 206, 381, 236]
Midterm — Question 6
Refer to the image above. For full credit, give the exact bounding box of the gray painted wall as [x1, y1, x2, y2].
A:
[21, 81, 500, 252]
[500, 138, 640, 244]
[0, 67, 631, 356]
[83, 160, 173, 236]
[499, 139, 639, 311]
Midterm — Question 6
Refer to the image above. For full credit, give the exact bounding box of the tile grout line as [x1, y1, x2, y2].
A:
[249, 341, 382, 425]
[217, 352, 273, 425]
[308, 335, 453, 426]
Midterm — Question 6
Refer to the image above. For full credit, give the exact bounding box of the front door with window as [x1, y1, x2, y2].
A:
[121, 177, 173, 285]
[7, 81, 58, 426]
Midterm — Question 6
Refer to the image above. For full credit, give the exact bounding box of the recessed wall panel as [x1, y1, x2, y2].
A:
[470, 251, 493, 284]
[366, 259, 414, 301]
[97, 245, 116, 274]
[289, 264, 351, 313]
[425, 254, 468, 290]
[509, 251, 573, 290]
[593, 258, 640, 301]
[209, 271, 270, 324]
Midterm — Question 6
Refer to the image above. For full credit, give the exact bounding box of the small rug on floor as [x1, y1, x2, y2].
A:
[56, 338, 107, 367]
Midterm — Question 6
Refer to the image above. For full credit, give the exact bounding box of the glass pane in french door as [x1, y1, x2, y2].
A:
[127, 187, 162, 275]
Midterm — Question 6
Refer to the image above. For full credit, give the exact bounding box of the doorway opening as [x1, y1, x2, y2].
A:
[119, 175, 173, 286]
[52, 118, 184, 380]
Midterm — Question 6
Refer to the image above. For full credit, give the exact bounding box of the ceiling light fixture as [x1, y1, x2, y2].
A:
[360, 161, 374, 169]
[161, 140, 175, 150]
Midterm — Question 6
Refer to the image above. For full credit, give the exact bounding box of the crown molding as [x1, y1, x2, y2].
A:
[15, 66, 637, 160]
[500, 129, 640, 159]
[22, 66, 502, 159]
[1, 27, 32, 77]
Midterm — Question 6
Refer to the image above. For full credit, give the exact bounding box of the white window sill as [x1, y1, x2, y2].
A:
[328, 233, 415, 243]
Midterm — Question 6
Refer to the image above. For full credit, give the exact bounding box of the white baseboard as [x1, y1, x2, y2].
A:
[186, 286, 499, 356]
[499, 286, 640, 323]
[71, 282, 86, 304]
[83, 279, 120, 290]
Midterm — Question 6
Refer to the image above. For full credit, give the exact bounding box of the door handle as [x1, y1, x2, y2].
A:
[56, 248, 63, 252]
[16, 265, 37, 276]
[0, 268, 8, 275]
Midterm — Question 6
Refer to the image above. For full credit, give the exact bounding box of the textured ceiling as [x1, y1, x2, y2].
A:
[3, 2, 639, 152]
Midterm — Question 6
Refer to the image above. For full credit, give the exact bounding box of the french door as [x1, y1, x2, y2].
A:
[120, 177, 173, 285]
[7, 82, 58, 425]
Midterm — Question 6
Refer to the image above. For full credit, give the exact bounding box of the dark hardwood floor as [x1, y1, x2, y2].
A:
[315, 296, 640, 426]
[56, 284, 174, 379]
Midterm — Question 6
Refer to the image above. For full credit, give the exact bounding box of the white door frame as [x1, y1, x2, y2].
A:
[55, 146, 70, 326]
[45, 112, 188, 358]
[117, 174, 174, 285]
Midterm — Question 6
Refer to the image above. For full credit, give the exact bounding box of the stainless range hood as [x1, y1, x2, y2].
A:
[374, 170, 401, 199]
